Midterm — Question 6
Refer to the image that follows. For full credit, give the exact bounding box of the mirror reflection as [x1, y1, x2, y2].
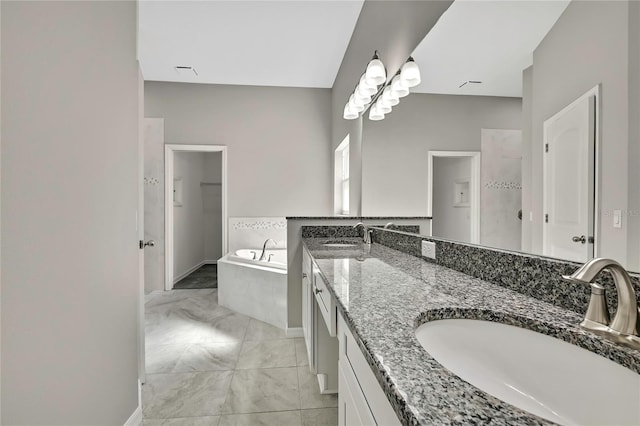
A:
[362, 0, 640, 270]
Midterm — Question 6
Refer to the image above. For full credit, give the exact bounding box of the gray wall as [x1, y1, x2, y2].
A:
[361, 94, 522, 216]
[526, 0, 634, 266]
[432, 157, 472, 243]
[145, 82, 332, 217]
[1, 2, 139, 424]
[331, 1, 453, 215]
[203, 152, 223, 262]
[174, 152, 206, 280]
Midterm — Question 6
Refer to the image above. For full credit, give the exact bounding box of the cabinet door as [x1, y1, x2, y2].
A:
[302, 248, 315, 370]
[339, 363, 375, 426]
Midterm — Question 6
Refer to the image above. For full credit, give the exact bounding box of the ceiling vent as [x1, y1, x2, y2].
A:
[174, 66, 198, 77]
[458, 80, 482, 89]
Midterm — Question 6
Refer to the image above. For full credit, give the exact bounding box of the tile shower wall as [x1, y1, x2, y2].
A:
[371, 228, 640, 316]
[228, 217, 287, 253]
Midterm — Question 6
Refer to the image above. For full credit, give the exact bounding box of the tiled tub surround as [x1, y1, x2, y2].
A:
[302, 238, 640, 425]
[371, 227, 640, 316]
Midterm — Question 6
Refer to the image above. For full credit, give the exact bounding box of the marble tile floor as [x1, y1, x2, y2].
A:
[143, 289, 337, 426]
[174, 264, 218, 289]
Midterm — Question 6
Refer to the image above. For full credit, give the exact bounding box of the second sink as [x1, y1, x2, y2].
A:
[415, 319, 640, 425]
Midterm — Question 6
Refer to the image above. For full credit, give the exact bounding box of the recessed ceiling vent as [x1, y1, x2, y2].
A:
[174, 66, 198, 77]
[458, 80, 482, 88]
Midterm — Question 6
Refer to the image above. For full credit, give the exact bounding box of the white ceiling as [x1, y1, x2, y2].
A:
[411, 0, 570, 97]
[138, 0, 364, 88]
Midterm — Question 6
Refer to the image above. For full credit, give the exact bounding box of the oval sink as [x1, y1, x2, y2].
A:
[322, 242, 357, 248]
[415, 319, 640, 425]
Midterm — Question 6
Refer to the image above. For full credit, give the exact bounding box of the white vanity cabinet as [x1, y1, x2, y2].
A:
[337, 310, 401, 426]
[302, 246, 339, 393]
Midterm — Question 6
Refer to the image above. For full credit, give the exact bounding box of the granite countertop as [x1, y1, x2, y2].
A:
[302, 238, 640, 426]
[286, 216, 432, 220]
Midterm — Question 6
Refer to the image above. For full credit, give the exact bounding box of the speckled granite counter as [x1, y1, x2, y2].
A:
[303, 238, 640, 426]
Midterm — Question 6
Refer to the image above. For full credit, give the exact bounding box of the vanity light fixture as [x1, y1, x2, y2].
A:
[399, 57, 421, 88]
[368, 104, 385, 121]
[343, 104, 359, 120]
[348, 94, 365, 112]
[343, 54, 420, 121]
[365, 51, 386, 85]
[390, 74, 410, 98]
[343, 51, 387, 120]
[381, 86, 400, 106]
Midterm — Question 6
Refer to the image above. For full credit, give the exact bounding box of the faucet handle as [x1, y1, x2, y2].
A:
[581, 283, 611, 330]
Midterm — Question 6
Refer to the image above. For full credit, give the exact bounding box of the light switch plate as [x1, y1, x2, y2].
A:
[613, 210, 622, 228]
[421, 240, 436, 259]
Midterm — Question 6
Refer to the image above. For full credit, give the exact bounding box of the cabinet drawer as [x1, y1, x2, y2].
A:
[313, 264, 337, 337]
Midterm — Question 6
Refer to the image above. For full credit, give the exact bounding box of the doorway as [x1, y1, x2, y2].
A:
[165, 144, 228, 291]
[428, 151, 481, 244]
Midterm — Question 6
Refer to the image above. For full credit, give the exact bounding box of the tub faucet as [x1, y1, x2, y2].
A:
[258, 239, 277, 261]
[353, 222, 372, 244]
[384, 222, 395, 229]
[563, 258, 640, 350]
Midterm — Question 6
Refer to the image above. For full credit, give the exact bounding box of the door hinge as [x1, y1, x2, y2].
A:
[545, 214, 549, 223]
[545, 143, 549, 153]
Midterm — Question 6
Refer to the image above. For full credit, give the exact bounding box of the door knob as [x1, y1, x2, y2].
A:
[572, 235, 587, 244]
[139, 240, 155, 249]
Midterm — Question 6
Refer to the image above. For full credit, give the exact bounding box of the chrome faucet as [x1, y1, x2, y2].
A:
[384, 222, 395, 229]
[563, 258, 640, 350]
[353, 222, 372, 244]
[258, 239, 277, 261]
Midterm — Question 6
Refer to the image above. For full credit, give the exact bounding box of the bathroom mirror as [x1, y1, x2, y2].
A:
[361, 0, 640, 271]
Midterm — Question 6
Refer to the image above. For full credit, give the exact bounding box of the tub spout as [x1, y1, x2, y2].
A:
[259, 239, 277, 261]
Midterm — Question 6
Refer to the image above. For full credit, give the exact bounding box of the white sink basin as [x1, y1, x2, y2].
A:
[415, 319, 640, 425]
[322, 243, 357, 248]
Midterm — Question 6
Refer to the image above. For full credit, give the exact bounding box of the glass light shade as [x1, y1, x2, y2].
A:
[376, 100, 391, 114]
[382, 86, 399, 106]
[368, 105, 385, 121]
[365, 58, 386, 86]
[350, 93, 365, 108]
[358, 74, 377, 95]
[400, 59, 421, 88]
[391, 75, 410, 98]
[343, 104, 358, 120]
[378, 96, 393, 108]
[349, 95, 365, 113]
[355, 85, 372, 103]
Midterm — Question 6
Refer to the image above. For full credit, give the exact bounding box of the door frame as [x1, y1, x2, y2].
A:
[427, 151, 481, 244]
[164, 144, 228, 291]
[542, 85, 600, 260]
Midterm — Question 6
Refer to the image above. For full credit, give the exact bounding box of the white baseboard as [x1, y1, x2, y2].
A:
[123, 381, 142, 426]
[286, 327, 304, 338]
[173, 260, 207, 284]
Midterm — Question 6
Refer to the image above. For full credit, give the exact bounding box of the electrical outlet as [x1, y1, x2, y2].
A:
[421, 240, 436, 259]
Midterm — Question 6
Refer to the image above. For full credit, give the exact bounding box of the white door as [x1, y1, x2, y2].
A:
[543, 93, 596, 262]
